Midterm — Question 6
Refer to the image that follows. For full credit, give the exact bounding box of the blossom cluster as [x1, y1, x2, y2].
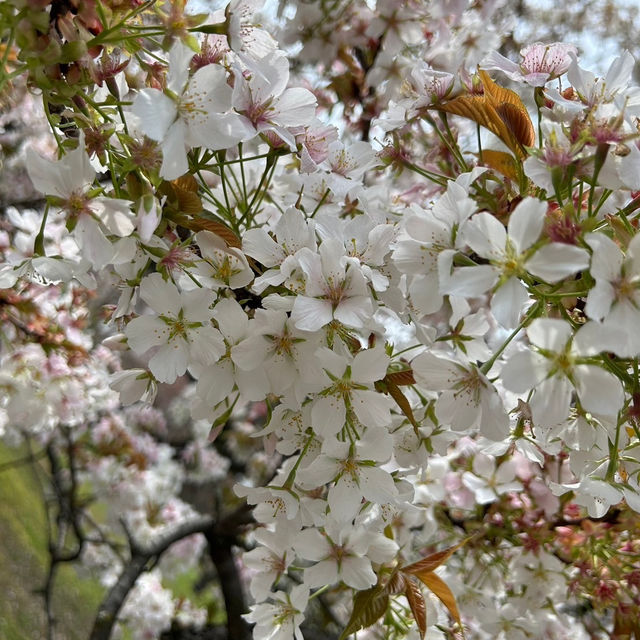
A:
[2, 0, 640, 639]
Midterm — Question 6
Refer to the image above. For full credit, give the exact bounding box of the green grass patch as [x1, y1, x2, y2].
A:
[0, 442, 105, 639]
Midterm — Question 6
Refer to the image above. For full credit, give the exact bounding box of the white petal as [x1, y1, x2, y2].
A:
[491, 277, 529, 328]
[74, 215, 114, 269]
[159, 120, 189, 180]
[441, 264, 499, 297]
[167, 41, 195, 93]
[91, 198, 134, 237]
[333, 296, 373, 328]
[352, 347, 389, 383]
[351, 389, 393, 428]
[501, 350, 549, 393]
[525, 243, 590, 283]
[132, 89, 177, 141]
[464, 212, 506, 260]
[527, 318, 572, 351]
[291, 296, 332, 332]
[584, 281, 616, 321]
[125, 315, 170, 353]
[139, 272, 181, 316]
[311, 396, 346, 438]
[574, 364, 624, 417]
[585, 232, 623, 281]
[339, 556, 376, 590]
[411, 352, 460, 390]
[148, 341, 189, 383]
[530, 376, 572, 427]
[507, 197, 546, 253]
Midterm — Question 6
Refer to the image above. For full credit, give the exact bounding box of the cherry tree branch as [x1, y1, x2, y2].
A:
[90, 514, 215, 640]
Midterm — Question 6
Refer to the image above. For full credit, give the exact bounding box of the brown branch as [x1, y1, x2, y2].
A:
[89, 514, 215, 640]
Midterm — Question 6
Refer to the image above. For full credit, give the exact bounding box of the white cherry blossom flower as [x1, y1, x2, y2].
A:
[501, 318, 625, 428]
[132, 41, 252, 180]
[125, 273, 224, 383]
[309, 345, 393, 439]
[296, 428, 398, 522]
[193, 297, 269, 417]
[26, 136, 134, 269]
[443, 197, 589, 327]
[462, 454, 522, 504]
[549, 477, 623, 518]
[244, 584, 308, 640]
[243, 524, 297, 601]
[195, 231, 254, 290]
[412, 351, 509, 440]
[242, 206, 316, 294]
[294, 519, 396, 590]
[289, 239, 374, 332]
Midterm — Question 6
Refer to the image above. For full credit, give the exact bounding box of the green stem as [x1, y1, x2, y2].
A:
[34, 203, 50, 256]
[480, 301, 541, 375]
[605, 419, 621, 481]
[88, 0, 157, 47]
[283, 436, 315, 489]
[404, 162, 449, 187]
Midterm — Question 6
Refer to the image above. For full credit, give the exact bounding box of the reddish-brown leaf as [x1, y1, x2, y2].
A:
[401, 539, 470, 575]
[495, 102, 535, 148]
[384, 377, 421, 429]
[404, 577, 427, 640]
[386, 570, 407, 595]
[479, 149, 520, 181]
[415, 572, 462, 627]
[172, 174, 199, 192]
[437, 70, 534, 159]
[184, 218, 242, 249]
[385, 369, 416, 386]
[339, 584, 390, 640]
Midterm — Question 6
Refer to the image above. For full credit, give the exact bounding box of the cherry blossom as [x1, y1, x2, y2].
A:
[482, 42, 577, 86]
[125, 273, 224, 383]
[132, 40, 251, 179]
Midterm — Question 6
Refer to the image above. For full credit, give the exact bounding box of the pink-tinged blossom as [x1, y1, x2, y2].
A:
[125, 273, 224, 383]
[295, 120, 339, 173]
[210, 0, 278, 58]
[406, 62, 455, 107]
[482, 42, 577, 87]
[324, 140, 378, 197]
[233, 51, 317, 150]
